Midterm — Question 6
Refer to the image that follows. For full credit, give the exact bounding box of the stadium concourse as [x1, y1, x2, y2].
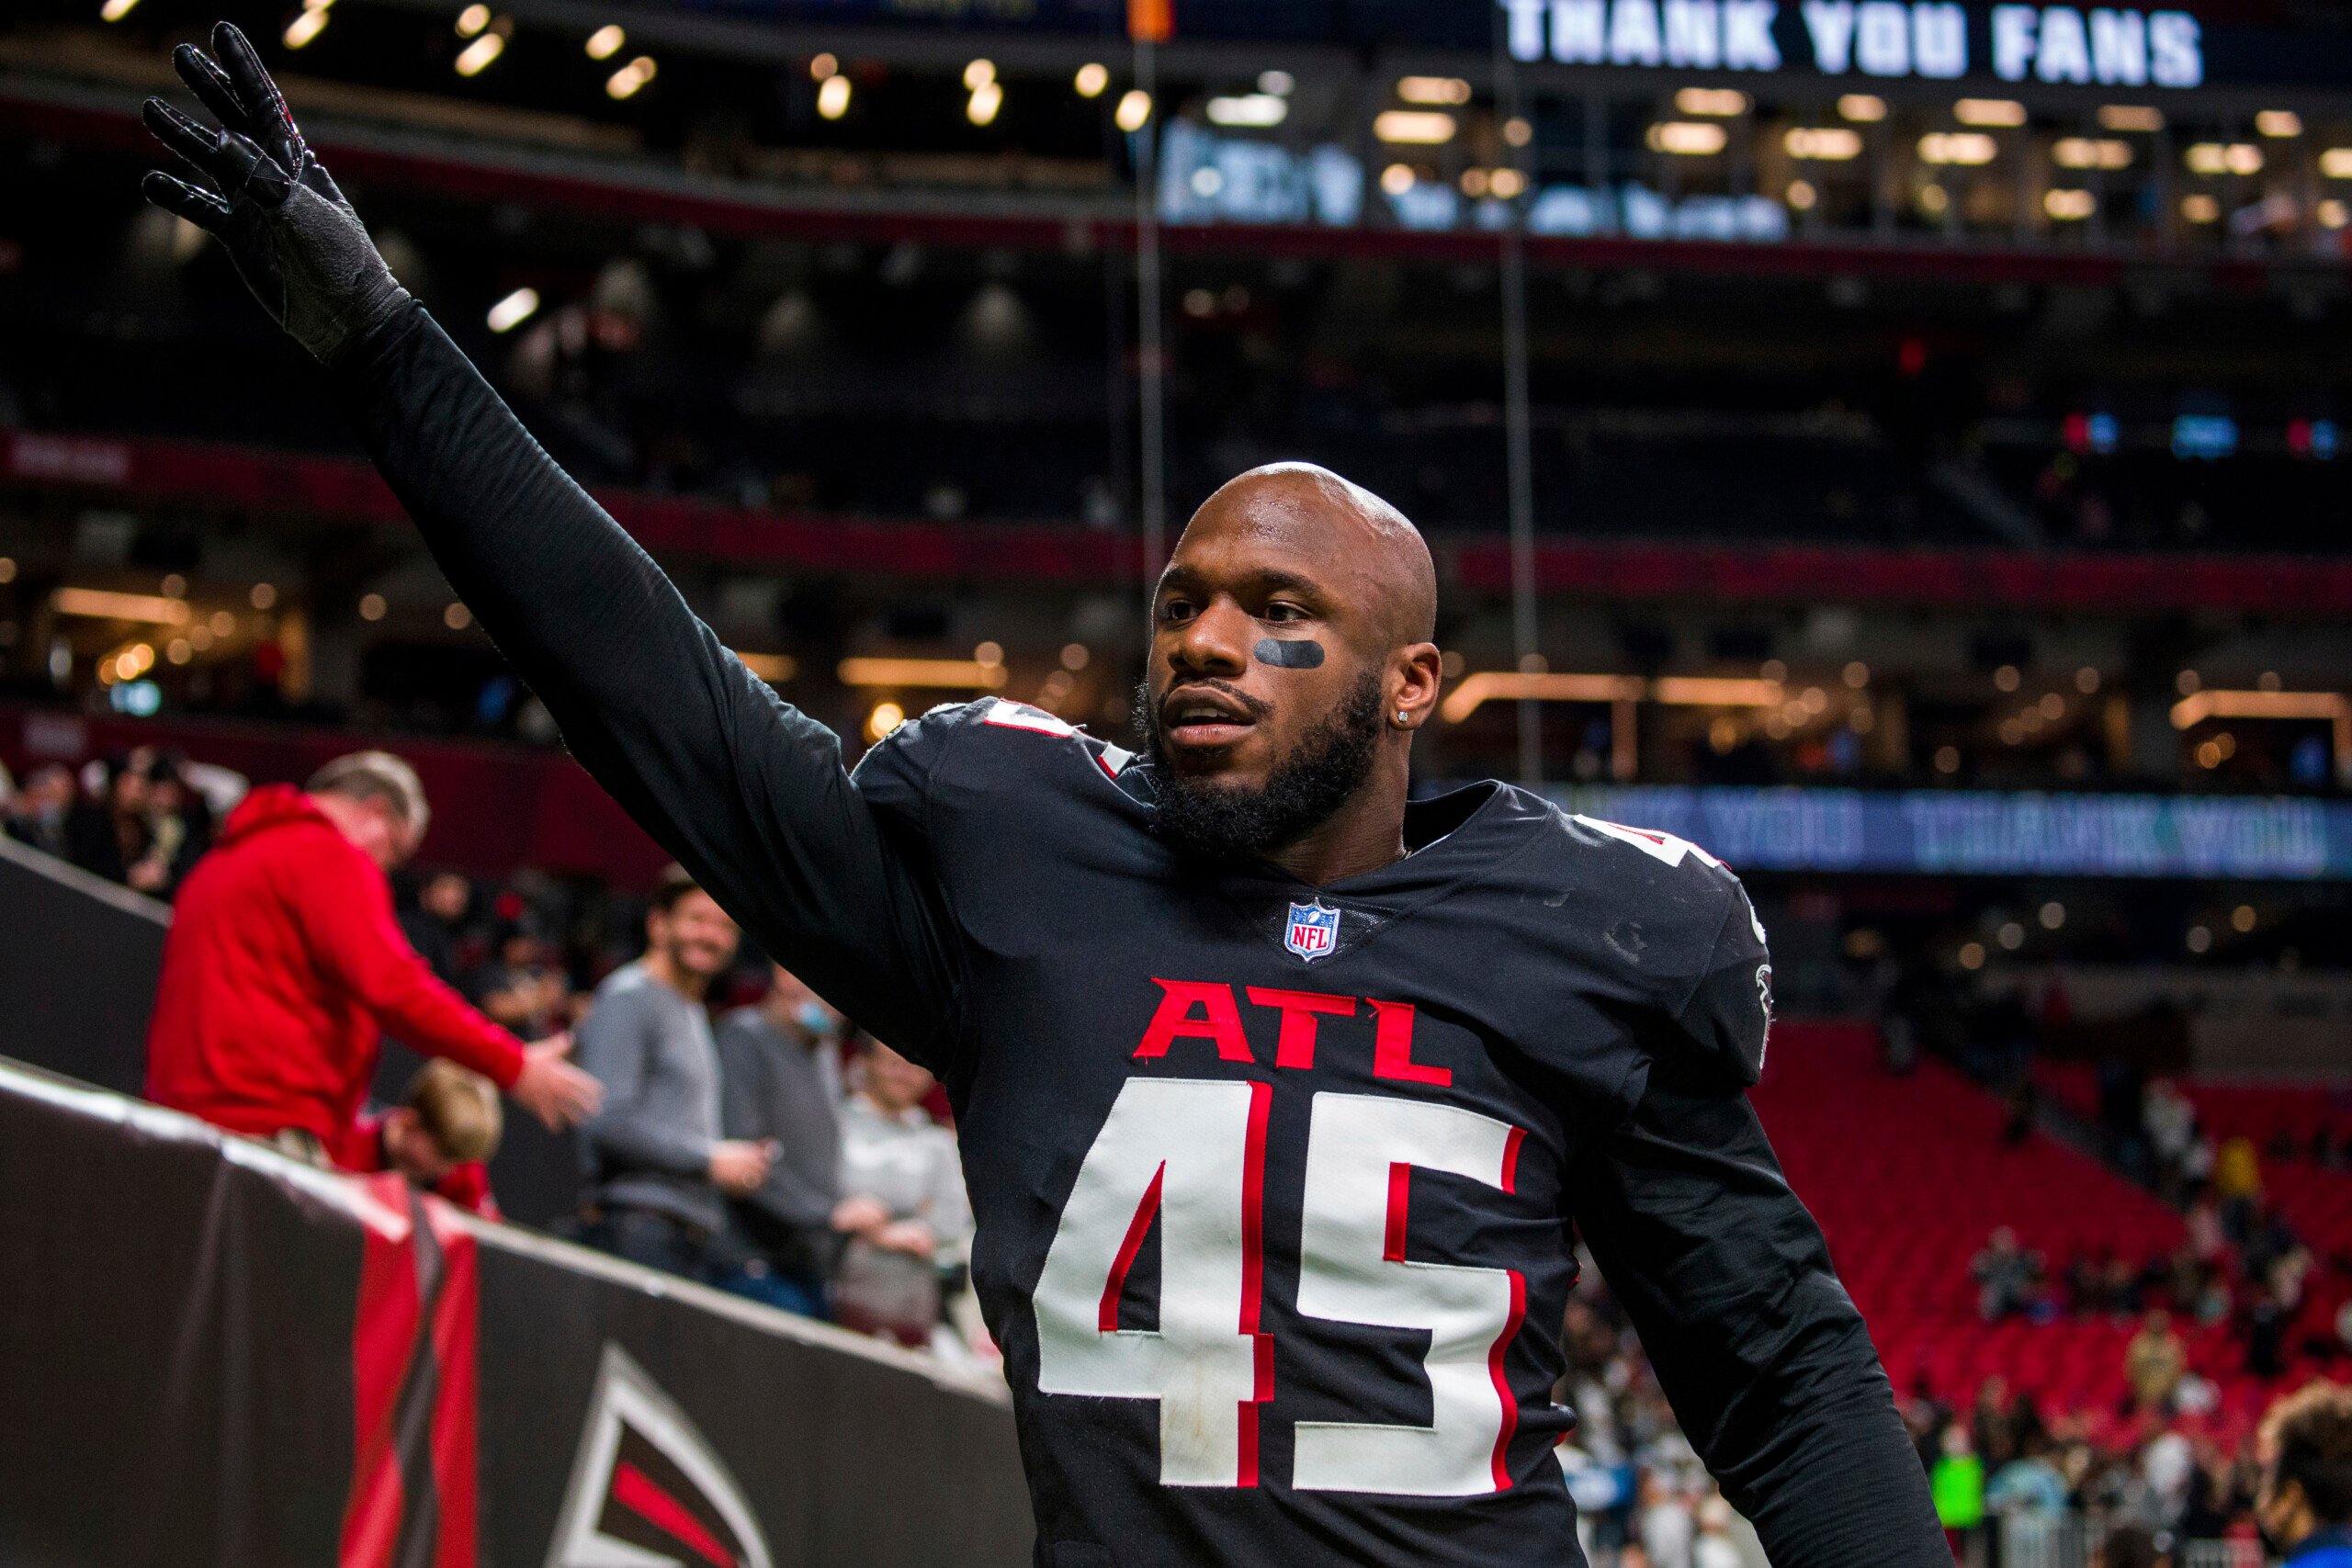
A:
[5, 0, 2352, 1563]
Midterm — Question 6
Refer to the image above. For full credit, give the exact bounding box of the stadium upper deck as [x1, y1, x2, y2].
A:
[0, 0, 2348, 790]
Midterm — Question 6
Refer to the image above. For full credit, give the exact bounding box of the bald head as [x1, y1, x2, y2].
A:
[1182, 463, 1437, 647]
[1146, 462, 1448, 878]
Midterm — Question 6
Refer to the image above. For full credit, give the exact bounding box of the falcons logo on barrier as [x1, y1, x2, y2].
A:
[544, 1342, 775, 1568]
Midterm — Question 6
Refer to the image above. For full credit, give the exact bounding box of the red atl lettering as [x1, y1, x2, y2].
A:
[1132, 982, 1454, 1083]
[1369, 998, 1452, 1087]
[1134, 979, 1255, 1063]
[1242, 987, 1356, 1070]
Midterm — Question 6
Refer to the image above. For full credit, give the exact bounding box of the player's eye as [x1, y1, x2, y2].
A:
[1262, 602, 1306, 623]
[1159, 599, 1196, 624]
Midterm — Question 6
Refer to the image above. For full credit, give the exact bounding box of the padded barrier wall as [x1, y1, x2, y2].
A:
[0, 833, 167, 1096]
[0, 1060, 1034, 1568]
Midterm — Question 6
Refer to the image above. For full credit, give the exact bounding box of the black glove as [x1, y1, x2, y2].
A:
[141, 22, 410, 365]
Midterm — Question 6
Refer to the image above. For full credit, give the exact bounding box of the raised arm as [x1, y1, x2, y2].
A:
[1569, 1059, 1946, 1568]
[140, 27, 961, 1055]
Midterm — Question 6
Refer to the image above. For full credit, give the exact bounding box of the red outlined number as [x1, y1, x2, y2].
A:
[1034, 1078, 1273, 1487]
[1035, 1081, 1527, 1495]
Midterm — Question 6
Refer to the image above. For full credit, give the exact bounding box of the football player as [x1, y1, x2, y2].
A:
[141, 30, 1944, 1564]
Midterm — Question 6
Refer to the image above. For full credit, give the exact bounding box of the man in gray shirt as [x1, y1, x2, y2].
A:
[576, 866, 773, 1282]
[713, 964, 854, 1318]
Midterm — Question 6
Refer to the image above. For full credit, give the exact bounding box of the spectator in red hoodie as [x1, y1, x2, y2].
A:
[145, 750, 600, 1164]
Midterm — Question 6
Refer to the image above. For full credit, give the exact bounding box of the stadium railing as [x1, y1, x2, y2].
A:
[1998, 1515, 2261, 1568]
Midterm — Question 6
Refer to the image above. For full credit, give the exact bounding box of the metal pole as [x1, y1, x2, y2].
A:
[1496, 32, 1542, 786]
[1133, 38, 1168, 604]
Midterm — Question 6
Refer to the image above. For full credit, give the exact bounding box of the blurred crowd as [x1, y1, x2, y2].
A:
[3, 747, 232, 897]
[371, 852, 983, 1359]
[6, 741, 987, 1362]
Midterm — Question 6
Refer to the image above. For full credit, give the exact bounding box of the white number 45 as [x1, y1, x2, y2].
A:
[1034, 1077, 1528, 1496]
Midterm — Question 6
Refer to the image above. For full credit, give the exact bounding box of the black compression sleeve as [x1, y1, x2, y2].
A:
[1570, 1059, 1946, 1568]
[326, 304, 962, 1060]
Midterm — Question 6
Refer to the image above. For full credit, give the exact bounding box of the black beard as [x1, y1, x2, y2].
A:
[1136, 671, 1385, 865]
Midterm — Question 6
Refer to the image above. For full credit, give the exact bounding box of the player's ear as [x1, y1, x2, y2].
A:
[1389, 643, 1442, 731]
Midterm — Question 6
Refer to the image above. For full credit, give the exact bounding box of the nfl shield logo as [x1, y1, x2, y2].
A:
[1284, 899, 1340, 963]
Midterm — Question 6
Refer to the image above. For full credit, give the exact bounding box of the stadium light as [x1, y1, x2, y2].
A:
[964, 59, 996, 91]
[98, 0, 141, 20]
[1785, 127, 1862, 161]
[2053, 138, 2132, 169]
[454, 30, 505, 76]
[1374, 110, 1457, 145]
[1396, 76, 1471, 106]
[585, 24, 625, 59]
[1074, 62, 1109, 98]
[1114, 90, 1152, 132]
[1918, 132, 1997, 165]
[1953, 98, 2027, 127]
[2180, 193, 2221, 223]
[1437, 672, 1784, 724]
[486, 287, 539, 333]
[2174, 689, 2352, 784]
[605, 55, 657, 99]
[808, 51, 837, 79]
[1675, 87, 1748, 117]
[1646, 121, 1726, 156]
[839, 658, 1010, 690]
[51, 587, 190, 625]
[2256, 110, 2302, 139]
[1838, 94, 1887, 122]
[1655, 677, 1785, 707]
[2185, 142, 2262, 175]
[817, 74, 851, 119]
[732, 651, 797, 682]
[967, 80, 1003, 126]
[1259, 70, 1294, 96]
[457, 4, 490, 37]
[2043, 187, 2096, 220]
[2098, 104, 2164, 132]
[865, 702, 906, 741]
[1206, 94, 1286, 128]
[1379, 164, 1416, 196]
[284, 0, 334, 51]
[2322, 149, 2352, 178]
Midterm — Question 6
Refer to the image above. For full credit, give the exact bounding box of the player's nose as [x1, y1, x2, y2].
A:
[1167, 597, 1252, 679]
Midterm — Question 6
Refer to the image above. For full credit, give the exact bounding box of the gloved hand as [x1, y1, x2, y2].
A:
[141, 22, 410, 365]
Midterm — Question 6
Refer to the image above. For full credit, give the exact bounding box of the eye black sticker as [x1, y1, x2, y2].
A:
[1253, 637, 1326, 670]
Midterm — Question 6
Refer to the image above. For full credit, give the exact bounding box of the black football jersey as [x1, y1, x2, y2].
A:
[332, 305, 1949, 1568]
[845, 697, 1774, 1567]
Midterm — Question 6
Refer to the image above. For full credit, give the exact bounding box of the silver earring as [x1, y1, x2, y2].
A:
[1395, 711, 1410, 727]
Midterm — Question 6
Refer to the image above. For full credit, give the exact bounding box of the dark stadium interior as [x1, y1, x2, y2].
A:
[6, 0, 2352, 1563]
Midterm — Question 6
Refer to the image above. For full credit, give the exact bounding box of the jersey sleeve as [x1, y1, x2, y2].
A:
[1569, 1058, 1947, 1567]
[328, 307, 963, 1063]
[1670, 867, 1773, 1089]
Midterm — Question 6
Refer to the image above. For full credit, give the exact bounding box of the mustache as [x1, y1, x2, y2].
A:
[1154, 678, 1274, 724]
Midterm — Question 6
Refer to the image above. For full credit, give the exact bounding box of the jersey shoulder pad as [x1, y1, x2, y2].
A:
[1567, 813, 1724, 872]
[851, 697, 1136, 805]
[1555, 811, 1770, 1086]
